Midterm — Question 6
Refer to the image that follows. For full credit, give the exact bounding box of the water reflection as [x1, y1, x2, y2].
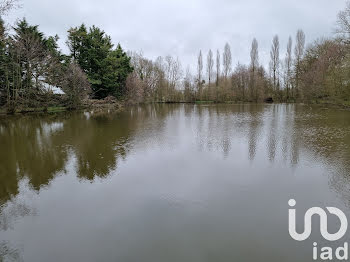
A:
[0, 241, 23, 262]
[0, 105, 174, 200]
[0, 104, 350, 261]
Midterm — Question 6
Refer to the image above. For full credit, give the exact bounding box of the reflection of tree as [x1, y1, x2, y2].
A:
[1, 103, 350, 233]
[0, 197, 35, 231]
[0, 115, 69, 204]
[0, 106, 177, 250]
[291, 105, 350, 205]
[0, 104, 176, 205]
[71, 113, 132, 180]
[247, 105, 263, 162]
[267, 105, 278, 162]
[0, 241, 23, 262]
[193, 104, 265, 159]
[191, 103, 350, 200]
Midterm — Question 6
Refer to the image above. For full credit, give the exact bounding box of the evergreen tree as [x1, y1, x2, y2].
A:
[101, 44, 133, 98]
[9, 19, 62, 91]
[67, 24, 133, 99]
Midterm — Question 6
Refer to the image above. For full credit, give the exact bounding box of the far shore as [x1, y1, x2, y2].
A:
[2, 99, 350, 116]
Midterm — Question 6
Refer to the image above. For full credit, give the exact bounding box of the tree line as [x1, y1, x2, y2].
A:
[2, 0, 350, 112]
[124, 32, 303, 103]
[126, 2, 350, 105]
[191, 31, 306, 103]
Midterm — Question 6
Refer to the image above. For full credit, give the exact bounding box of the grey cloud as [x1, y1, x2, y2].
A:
[6, 0, 348, 72]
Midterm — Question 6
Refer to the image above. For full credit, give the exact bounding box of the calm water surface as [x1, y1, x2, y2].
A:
[1, 104, 350, 262]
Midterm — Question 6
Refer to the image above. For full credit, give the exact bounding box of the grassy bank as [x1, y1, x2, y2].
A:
[2, 99, 350, 116]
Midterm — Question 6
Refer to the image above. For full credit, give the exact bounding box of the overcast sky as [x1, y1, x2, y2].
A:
[5, 0, 348, 72]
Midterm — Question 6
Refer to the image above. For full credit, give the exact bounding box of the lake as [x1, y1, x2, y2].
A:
[1, 103, 350, 262]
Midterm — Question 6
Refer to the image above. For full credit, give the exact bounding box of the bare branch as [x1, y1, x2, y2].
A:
[0, 0, 20, 15]
[206, 49, 213, 86]
[222, 43, 232, 79]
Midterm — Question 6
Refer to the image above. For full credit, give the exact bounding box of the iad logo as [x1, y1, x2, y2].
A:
[288, 199, 349, 260]
[288, 199, 348, 241]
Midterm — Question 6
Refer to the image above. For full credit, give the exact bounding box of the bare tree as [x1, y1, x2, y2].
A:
[232, 63, 249, 101]
[165, 55, 173, 88]
[206, 49, 214, 86]
[216, 49, 220, 86]
[294, 29, 305, 98]
[183, 66, 194, 101]
[337, 1, 350, 43]
[61, 63, 91, 109]
[170, 57, 183, 89]
[284, 36, 293, 99]
[0, 0, 19, 15]
[223, 43, 232, 80]
[164, 55, 182, 90]
[11, 31, 58, 92]
[250, 38, 259, 72]
[197, 50, 203, 88]
[270, 35, 280, 91]
[250, 38, 259, 101]
[127, 51, 166, 101]
[184, 66, 192, 89]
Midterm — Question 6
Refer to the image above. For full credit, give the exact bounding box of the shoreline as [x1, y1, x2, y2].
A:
[1, 100, 350, 116]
